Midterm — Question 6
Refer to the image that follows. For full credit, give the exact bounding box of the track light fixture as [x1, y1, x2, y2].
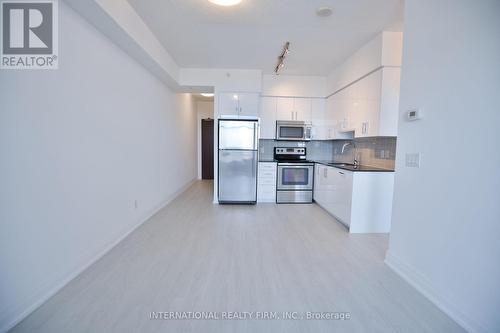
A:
[274, 41, 290, 75]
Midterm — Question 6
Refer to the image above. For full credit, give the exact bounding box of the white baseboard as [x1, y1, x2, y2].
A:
[385, 251, 485, 333]
[0, 179, 197, 333]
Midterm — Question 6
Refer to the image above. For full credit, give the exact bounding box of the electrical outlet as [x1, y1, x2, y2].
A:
[405, 153, 420, 168]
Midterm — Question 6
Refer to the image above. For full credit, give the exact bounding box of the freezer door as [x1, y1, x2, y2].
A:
[218, 150, 257, 203]
[219, 120, 258, 150]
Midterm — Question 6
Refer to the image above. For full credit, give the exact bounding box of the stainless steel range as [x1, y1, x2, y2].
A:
[274, 147, 314, 204]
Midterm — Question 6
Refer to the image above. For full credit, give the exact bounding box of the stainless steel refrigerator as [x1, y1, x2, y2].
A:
[218, 119, 259, 204]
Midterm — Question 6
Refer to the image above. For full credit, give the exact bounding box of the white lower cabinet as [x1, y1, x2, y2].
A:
[313, 164, 327, 207]
[326, 168, 353, 226]
[257, 162, 277, 202]
[313, 164, 394, 233]
[314, 164, 352, 226]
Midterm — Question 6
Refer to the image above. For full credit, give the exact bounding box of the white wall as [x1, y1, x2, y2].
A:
[0, 2, 197, 332]
[261, 75, 326, 98]
[196, 101, 214, 179]
[385, 1, 500, 333]
[180, 68, 262, 92]
[65, 0, 180, 88]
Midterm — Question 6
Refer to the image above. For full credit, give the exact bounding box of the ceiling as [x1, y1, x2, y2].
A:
[127, 0, 404, 76]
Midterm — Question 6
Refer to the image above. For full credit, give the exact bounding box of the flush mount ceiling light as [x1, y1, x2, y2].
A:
[208, 0, 242, 6]
[201, 93, 214, 97]
[274, 41, 290, 75]
[316, 6, 333, 17]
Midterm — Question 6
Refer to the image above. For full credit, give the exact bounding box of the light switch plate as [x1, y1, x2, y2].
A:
[405, 153, 420, 168]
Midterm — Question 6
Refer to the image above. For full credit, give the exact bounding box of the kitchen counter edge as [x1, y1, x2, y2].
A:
[258, 159, 394, 172]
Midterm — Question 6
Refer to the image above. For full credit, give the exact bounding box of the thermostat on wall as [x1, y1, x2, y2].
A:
[407, 108, 422, 121]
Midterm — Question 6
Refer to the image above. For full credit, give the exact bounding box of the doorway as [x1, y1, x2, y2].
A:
[201, 119, 214, 179]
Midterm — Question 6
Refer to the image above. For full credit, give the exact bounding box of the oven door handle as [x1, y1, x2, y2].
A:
[277, 164, 314, 167]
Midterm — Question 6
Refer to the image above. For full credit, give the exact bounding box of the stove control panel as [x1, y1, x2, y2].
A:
[274, 147, 307, 160]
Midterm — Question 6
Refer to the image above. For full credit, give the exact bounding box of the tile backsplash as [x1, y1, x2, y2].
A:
[332, 137, 397, 170]
[259, 140, 334, 161]
[259, 137, 396, 170]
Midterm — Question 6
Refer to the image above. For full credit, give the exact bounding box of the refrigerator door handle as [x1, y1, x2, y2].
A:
[253, 122, 259, 149]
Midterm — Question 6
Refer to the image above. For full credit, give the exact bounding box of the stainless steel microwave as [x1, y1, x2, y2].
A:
[275, 121, 312, 141]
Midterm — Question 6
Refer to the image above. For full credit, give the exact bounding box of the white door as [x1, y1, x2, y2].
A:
[328, 167, 353, 226]
[238, 93, 260, 117]
[325, 96, 336, 139]
[354, 69, 382, 137]
[276, 97, 294, 121]
[219, 93, 240, 116]
[311, 98, 326, 140]
[378, 67, 401, 136]
[334, 88, 351, 132]
[313, 164, 325, 205]
[259, 97, 277, 139]
[294, 98, 312, 122]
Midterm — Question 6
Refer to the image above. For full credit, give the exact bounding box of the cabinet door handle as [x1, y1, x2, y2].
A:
[339, 171, 344, 175]
[324, 168, 327, 177]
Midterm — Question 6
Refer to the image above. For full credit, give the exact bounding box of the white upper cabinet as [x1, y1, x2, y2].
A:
[219, 92, 259, 117]
[351, 69, 382, 137]
[276, 97, 295, 121]
[378, 67, 401, 136]
[311, 98, 328, 140]
[327, 31, 403, 94]
[325, 92, 353, 140]
[326, 31, 402, 138]
[259, 97, 277, 139]
[293, 98, 312, 122]
[276, 97, 311, 122]
[219, 93, 240, 116]
[326, 67, 400, 138]
[237, 93, 260, 116]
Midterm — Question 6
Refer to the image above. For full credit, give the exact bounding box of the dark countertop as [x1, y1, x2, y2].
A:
[313, 160, 394, 172]
[258, 159, 394, 172]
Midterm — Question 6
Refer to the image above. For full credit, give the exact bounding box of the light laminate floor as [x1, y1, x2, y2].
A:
[11, 180, 464, 333]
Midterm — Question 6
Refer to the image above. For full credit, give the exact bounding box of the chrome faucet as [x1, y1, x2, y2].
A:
[341, 141, 359, 168]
